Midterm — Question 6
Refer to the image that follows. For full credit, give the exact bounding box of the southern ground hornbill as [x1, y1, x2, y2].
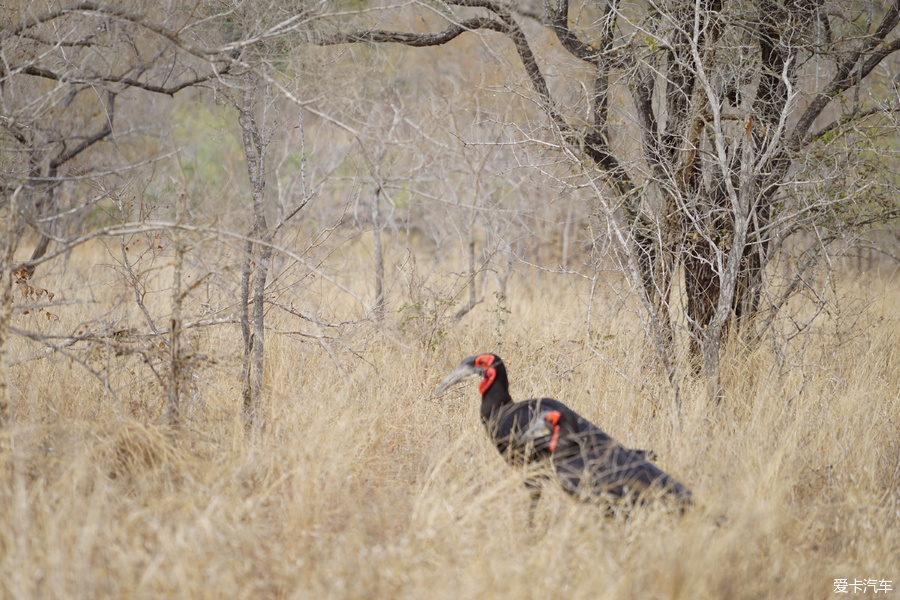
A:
[521, 408, 693, 508]
[435, 353, 692, 510]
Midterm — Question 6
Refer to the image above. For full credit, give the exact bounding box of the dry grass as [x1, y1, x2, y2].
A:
[1, 241, 898, 600]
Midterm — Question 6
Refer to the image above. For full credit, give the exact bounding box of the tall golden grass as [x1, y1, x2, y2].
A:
[1, 239, 897, 600]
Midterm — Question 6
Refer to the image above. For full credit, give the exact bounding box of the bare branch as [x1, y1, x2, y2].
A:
[18, 64, 228, 97]
[546, 0, 602, 65]
[313, 16, 505, 46]
[791, 3, 900, 147]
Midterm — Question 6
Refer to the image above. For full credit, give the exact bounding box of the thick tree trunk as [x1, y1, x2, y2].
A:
[684, 244, 719, 370]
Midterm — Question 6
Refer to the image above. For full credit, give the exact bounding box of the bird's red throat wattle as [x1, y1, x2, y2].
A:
[546, 410, 562, 453]
[475, 354, 497, 395]
[478, 369, 496, 395]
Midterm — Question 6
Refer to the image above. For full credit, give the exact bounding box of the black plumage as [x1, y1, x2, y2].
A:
[435, 353, 692, 510]
[521, 408, 693, 508]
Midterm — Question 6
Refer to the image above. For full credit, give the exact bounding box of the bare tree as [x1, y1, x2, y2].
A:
[0, 2, 323, 426]
[217, 7, 325, 424]
[312, 0, 900, 397]
[4, 1, 898, 425]
[236, 82, 278, 426]
[0, 2, 239, 271]
[0, 2, 238, 424]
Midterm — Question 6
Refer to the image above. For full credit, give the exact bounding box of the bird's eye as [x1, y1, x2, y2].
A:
[475, 355, 493, 368]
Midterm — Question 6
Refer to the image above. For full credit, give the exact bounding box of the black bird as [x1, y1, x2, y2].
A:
[435, 353, 692, 510]
[521, 408, 693, 509]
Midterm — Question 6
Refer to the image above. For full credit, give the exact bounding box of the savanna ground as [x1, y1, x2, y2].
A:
[0, 230, 897, 599]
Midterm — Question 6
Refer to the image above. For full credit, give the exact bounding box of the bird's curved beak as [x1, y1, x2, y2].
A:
[434, 356, 483, 397]
[521, 415, 553, 442]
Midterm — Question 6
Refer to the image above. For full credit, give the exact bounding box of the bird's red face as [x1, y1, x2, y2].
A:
[545, 410, 562, 453]
[434, 353, 504, 399]
[474, 354, 497, 395]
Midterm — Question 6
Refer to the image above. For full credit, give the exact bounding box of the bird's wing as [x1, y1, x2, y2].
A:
[556, 440, 692, 502]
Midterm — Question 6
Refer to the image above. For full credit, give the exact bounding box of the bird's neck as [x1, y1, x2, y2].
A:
[479, 378, 512, 424]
